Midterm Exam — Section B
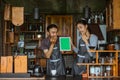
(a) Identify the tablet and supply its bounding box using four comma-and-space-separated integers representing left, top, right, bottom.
59, 37, 71, 51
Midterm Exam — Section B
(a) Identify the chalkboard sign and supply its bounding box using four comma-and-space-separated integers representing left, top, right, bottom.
59, 37, 71, 51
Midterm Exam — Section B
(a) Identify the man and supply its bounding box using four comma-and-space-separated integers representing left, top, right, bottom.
40, 24, 66, 76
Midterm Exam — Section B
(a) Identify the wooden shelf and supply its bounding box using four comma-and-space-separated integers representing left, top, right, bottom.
88, 50, 120, 52
3, 14, 45, 57
26, 22, 45, 24
21, 31, 44, 33
24, 38, 40, 41
77, 63, 116, 66
6, 29, 11, 31
76, 50, 119, 78
88, 76, 120, 78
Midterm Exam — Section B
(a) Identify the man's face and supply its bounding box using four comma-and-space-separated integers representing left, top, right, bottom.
48, 28, 58, 38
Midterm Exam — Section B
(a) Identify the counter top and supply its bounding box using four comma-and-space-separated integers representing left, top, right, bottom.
0, 75, 120, 80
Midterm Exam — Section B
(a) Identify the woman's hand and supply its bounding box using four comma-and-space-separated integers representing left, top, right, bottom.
70, 37, 76, 49
86, 30, 90, 39
81, 30, 90, 45
82, 34, 89, 45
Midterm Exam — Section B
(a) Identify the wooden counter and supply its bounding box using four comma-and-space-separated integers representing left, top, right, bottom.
0, 76, 120, 80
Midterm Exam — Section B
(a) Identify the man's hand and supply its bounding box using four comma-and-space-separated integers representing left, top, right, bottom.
50, 37, 57, 45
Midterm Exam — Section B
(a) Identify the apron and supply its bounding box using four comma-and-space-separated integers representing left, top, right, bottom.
72, 38, 91, 75
46, 39, 66, 76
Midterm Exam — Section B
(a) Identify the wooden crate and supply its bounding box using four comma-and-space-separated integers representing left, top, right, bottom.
14, 56, 27, 73
0, 56, 13, 73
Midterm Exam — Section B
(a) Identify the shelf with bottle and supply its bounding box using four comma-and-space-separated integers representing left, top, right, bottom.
24, 13, 45, 23
87, 10, 105, 24
19, 22, 45, 41
77, 50, 120, 78
4, 23, 15, 44
77, 63, 115, 66
20, 23, 44, 32
21, 32, 44, 41
89, 65, 113, 77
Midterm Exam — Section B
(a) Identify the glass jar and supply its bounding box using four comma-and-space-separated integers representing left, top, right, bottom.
99, 57, 105, 64
108, 57, 114, 63
106, 66, 112, 76
90, 65, 95, 76
100, 66, 104, 76
95, 66, 101, 76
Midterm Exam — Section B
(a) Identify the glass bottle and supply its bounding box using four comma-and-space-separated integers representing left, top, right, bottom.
10, 25, 14, 32
90, 65, 95, 76
39, 25, 42, 32
106, 66, 112, 76
90, 61, 95, 76
94, 12, 98, 23
29, 25, 32, 31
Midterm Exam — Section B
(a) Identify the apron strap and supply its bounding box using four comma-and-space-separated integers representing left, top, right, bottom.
77, 54, 85, 58
49, 59, 61, 62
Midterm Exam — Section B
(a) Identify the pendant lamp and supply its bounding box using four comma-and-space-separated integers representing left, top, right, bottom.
34, 7, 39, 19
83, 0, 91, 19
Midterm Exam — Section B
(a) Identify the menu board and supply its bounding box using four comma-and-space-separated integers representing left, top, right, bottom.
59, 37, 71, 51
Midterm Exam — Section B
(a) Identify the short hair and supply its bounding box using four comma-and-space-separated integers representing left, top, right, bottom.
76, 18, 88, 26
47, 24, 58, 32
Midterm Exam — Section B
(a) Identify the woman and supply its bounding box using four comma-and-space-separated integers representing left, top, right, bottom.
71, 18, 98, 75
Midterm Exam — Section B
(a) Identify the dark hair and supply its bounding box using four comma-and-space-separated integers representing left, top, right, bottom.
76, 18, 88, 26
47, 24, 58, 32
76, 18, 91, 33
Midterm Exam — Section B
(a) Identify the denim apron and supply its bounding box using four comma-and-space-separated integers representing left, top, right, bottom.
46, 39, 66, 76
72, 38, 91, 75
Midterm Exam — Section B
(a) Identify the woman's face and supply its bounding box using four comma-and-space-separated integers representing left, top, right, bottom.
77, 23, 87, 35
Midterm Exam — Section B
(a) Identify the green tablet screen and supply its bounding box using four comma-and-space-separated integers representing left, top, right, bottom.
59, 37, 71, 51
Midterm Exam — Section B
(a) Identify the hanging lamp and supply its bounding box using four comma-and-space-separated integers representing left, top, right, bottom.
83, 0, 91, 19
34, 7, 39, 19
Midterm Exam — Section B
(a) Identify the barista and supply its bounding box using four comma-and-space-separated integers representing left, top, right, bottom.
40, 24, 66, 76
71, 18, 98, 75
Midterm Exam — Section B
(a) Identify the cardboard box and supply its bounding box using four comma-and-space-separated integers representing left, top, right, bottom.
14, 56, 27, 73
